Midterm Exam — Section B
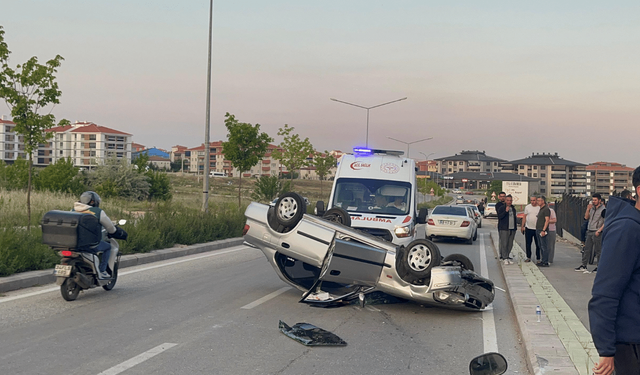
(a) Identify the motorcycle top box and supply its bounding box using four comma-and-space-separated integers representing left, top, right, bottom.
41, 210, 102, 250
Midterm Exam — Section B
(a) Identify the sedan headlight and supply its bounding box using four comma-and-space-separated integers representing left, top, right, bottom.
394, 225, 412, 238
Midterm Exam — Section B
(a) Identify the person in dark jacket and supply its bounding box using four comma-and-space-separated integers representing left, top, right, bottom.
497, 195, 518, 264
588, 166, 640, 375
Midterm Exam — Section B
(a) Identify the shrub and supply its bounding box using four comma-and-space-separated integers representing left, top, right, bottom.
251, 175, 291, 203
0, 227, 59, 277
87, 158, 150, 200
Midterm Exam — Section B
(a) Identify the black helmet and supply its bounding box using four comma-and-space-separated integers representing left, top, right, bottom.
80, 191, 101, 207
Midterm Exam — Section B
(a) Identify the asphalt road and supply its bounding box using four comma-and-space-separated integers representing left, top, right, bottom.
0, 222, 526, 375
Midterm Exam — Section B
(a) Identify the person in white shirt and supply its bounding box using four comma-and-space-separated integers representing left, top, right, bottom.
521, 196, 541, 263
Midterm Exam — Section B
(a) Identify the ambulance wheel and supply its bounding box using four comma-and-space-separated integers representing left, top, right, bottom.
400, 239, 441, 278
275, 192, 306, 228
322, 207, 351, 227
443, 254, 474, 271
61, 279, 81, 301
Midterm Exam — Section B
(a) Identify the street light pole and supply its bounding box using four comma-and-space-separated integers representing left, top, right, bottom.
330, 97, 407, 147
387, 137, 433, 159
202, 0, 213, 212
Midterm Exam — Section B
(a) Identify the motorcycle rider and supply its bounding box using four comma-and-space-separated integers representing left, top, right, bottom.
73, 191, 117, 279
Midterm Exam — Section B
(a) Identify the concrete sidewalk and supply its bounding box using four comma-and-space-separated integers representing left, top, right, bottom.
490, 229, 599, 375
0, 237, 245, 294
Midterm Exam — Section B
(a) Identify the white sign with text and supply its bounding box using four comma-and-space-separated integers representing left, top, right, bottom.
502, 181, 528, 205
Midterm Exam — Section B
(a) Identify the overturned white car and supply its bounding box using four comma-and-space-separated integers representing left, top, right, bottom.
243, 192, 495, 310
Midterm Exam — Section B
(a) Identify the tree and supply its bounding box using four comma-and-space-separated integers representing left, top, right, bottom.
313, 150, 337, 197
251, 175, 292, 203
271, 124, 314, 188
87, 158, 150, 200
418, 178, 445, 198
486, 180, 503, 201
133, 152, 150, 173
0, 26, 69, 228
221, 113, 273, 206
0, 157, 30, 190
34, 157, 85, 194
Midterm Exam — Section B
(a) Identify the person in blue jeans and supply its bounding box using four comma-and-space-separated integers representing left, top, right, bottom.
73, 191, 117, 279
535, 196, 551, 267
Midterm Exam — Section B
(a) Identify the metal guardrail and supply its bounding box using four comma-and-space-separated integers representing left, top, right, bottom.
555, 193, 589, 240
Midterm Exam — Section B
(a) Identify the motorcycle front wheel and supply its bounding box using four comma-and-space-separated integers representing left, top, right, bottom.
61, 278, 81, 301
102, 262, 119, 291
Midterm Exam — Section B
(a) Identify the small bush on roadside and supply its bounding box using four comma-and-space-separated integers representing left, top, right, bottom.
0, 227, 59, 277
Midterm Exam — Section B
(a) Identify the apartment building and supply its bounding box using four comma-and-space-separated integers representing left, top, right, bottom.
436, 150, 505, 175
586, 162, 634, 197
184, 142, 287, 177
38, 122, 132, 167
0, 117, 25, 163
501, 152, 587, 197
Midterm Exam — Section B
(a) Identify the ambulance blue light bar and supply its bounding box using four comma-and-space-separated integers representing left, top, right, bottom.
353, 147, 404, 156
353, 147, 373, 154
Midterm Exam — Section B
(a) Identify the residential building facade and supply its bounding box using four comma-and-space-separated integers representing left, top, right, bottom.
39, 122, 132, 167
586, 162, 634, 197
501, 152, 587, 197
436, 150, 505, 175
0, 117, 25, 163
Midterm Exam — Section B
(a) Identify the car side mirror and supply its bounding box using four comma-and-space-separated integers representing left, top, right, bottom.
315, 201, 325, 216
469, 353, 507, 375
417, 207, 428, 224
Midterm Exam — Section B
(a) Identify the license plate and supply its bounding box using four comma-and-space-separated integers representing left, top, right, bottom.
53, 265, 72, 277
438, 220, 455, 226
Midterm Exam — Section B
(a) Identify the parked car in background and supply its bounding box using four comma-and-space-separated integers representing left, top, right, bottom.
426, 205, 478, 244
484, 203, 497, 218
456, 195, 465, 204
460, 204, 483, 228
452, 189, 462, 194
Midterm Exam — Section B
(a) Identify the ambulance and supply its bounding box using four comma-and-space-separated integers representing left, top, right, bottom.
320, 147, 427, 246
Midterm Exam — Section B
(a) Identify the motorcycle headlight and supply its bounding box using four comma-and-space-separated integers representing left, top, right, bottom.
394, 225, 412, 238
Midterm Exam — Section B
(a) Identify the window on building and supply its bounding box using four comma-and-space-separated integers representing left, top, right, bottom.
541, 173, 546, 178
519, 165, 524, 169
90, 151, 96, 157
116, 152, 124, 158
38, 158, 45, 164
89, 143, 96, 149
448, 168, 452, 172
116, 136, 125, 142
89, 134, 96, 140
541, 181, 545, 185
59, 150, 63, 155
107, 143, 115, 149
38, 150, 45, 156
540, 188, 546, 193
533, 166, 538, 170
533, 173, 537, 178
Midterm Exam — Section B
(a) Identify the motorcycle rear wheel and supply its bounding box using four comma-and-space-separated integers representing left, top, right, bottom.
61, 279, 81, 301
103, 262, 119, 291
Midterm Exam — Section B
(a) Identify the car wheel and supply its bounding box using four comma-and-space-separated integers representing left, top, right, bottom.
322, 207, 351, 227
473, 230, 477, 241
443, 254, 474, 271
478, 222, 482, 228
275, 192, 306, 228
465, 235, 473, 245
400, 239, 441, 278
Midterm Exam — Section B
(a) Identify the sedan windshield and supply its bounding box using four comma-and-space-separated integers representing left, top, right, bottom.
331, 178, 411, 215
431, 206, 468, 216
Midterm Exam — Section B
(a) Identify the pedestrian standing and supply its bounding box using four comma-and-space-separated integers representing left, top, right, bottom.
535, 196, 551, 267
521, 196, 541, 263
547, 207, 557, 263
497, 195, 518, 264
495, 191, 507, 251
588, 166, 640, 375
478, 200, 485, 216
575, 193, 606, 273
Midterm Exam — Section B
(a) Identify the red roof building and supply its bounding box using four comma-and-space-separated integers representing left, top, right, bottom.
586, 162, 634, 197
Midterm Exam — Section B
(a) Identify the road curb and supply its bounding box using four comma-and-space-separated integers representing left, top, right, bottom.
0, 237, 245, 294
489, 230, 581, 375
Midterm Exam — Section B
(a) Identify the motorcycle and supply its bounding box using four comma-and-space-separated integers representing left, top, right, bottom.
41, 210, 128, 301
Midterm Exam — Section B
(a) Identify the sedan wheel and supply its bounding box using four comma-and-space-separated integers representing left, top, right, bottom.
275, 192, 306, 228
400, 239, 441, 278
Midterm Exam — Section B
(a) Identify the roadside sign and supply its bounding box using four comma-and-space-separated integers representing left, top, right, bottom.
502, 181, 528, 205
462, 178, 468, 183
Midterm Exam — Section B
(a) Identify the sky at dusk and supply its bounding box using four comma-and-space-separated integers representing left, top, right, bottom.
1, 1, 639, 167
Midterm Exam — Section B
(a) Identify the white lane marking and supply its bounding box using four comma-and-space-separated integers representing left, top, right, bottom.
0, 247, 249, 304
479, 233, 499, 353
366, 306, 381, 312
495, 286, 506, 292
97, 343, 177, 375
241, 287, 292, 309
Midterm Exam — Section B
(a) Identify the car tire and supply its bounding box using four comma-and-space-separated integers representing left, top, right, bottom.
473, 230, 477, 241
322, 207, 351, 227
275, 192, 306, 228
478, 222, 482, 228
400, 239, 441, 278
465, 235, 473, 245
443, 254, 474, 271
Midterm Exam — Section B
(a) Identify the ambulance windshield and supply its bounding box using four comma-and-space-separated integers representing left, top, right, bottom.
331, 178, 411, 215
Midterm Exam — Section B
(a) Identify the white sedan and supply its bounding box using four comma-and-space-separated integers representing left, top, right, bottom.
426, 205, 478, 244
